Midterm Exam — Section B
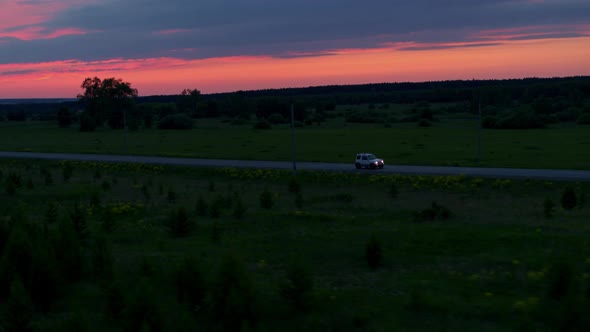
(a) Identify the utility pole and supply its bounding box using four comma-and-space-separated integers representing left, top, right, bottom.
123, 109, 128, 155
290, 103, 297, 177
477, 96, 482, 163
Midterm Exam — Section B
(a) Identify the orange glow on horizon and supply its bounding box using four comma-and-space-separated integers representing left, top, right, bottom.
1, 36, 589, 98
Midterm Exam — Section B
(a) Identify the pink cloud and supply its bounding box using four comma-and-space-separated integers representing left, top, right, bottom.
152, 29, 193, 36
475, 23, 590, 41
0, 26, 88, 40
0, 0, 94, 40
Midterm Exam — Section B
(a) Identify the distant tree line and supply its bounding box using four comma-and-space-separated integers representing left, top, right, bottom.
1, 76, 589, 130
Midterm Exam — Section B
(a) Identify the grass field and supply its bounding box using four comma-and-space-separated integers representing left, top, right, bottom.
1, 117, 589, 170
1, 158, 589, 331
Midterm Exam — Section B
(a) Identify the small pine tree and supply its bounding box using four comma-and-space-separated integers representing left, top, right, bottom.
62, 163, 73, 182
196, 196, 208, 216
167, 188, 177, 203
123, 278, 163, 332
260, 189, 274, 209
561, 187, 577, 210
366, 234, 383, 269
101, 180, 111, 191
544, 198, 555, 219
5, 178, 17, 195
288, 177, 301, 194
91, 234, 114, 280
233, 195, 246, 219
389, 183, 398, 199
167, 206, 192, 237
54, 217, 85, 282
90, 192, 101, 208
26, 178, 34, 189
209, 196, 224, 219
5, 278, 34, 332
69, 202, 87, 240
175, 257, 206, 311
295, 192, 304, 209
211, 222, 222, 244
99, 208, 116, 233
279, 262, 314, 312
209, 254, 258, 331
103, 280, 125, 322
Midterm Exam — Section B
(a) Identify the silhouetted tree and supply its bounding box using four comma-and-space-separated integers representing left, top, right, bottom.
77, 77, 138, 129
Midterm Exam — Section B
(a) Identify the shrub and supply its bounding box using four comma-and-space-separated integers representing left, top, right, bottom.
560, 187, 577, 210
577, 113, 590, 125
268, 113, 287, 124
167, 206, 192, 237
253, 120, 271, 129
174, 257, 206, 311
44, 203, 59, 229
158, 113, 194, 129
418, 119, 432, 127
544, 198, 555, 219
260, 189, 274, 209
25, 178, 33, 189
366, 234, 383, 269
279, 262, 314, 312
494, 110, 546, 129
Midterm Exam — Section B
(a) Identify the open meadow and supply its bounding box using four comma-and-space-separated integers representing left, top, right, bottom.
1, 158, 589, 331
1, 113, 589, 170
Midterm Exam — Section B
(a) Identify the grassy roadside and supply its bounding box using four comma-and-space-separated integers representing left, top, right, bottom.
0, 158, 589, 331
1, 119, 589, 169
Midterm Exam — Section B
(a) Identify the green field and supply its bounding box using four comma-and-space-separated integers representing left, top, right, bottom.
1, 117, 590, 170
1, 158, 589, 331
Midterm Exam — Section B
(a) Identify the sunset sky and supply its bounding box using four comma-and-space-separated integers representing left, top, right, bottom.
1, 0, 589, 98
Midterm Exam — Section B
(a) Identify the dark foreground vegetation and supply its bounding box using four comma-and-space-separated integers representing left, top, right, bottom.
0, 158, 589, 331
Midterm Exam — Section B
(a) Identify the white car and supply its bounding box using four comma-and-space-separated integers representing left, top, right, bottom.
355, 153, 384, 169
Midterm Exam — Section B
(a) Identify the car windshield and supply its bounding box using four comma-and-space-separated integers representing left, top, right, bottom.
367, 154, 377, 159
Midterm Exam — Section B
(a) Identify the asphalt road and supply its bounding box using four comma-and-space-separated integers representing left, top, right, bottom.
1, 151, 590, 182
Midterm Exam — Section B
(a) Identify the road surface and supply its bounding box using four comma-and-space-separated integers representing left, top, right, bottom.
1, 151, 589, 182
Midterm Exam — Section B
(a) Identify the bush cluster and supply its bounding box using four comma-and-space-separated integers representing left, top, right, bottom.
413, 201, 452, 222
158, 113, 194, 130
